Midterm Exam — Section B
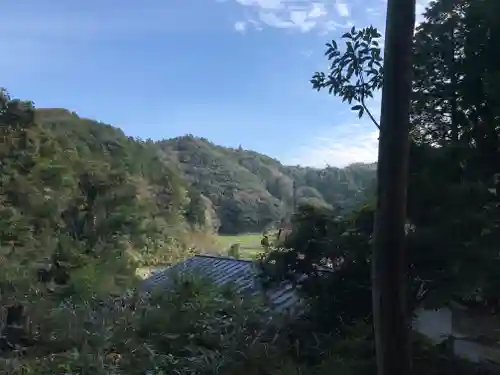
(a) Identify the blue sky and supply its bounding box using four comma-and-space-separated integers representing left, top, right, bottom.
1, 0, 430, 167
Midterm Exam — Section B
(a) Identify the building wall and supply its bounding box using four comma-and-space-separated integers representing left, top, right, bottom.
413, 306, 500, 364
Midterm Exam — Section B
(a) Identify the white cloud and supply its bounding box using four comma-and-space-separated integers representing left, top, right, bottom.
335, 2, 350, 18
320, 19, 354, 35
309, 3, 327, 18
236, 0, 284, 9
259, 12, 294, 29
258, 9, 319, 32
284, 88, 381, 169
366, 7, 383, 17
229, 0, 436, 34
234, 21, 247, 32
229, 0, 356, 34
286, 124, 379, 168
229, 0, 433, 34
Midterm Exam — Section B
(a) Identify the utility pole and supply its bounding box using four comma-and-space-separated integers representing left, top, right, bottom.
371, 0, 416, 374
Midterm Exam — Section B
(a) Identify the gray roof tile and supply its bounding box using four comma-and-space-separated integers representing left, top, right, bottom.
140, 255, 301, 314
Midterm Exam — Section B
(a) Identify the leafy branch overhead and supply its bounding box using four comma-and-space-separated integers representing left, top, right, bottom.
311, 26, 383, 128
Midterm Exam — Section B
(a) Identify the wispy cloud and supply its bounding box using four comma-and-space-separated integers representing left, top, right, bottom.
286, 91, 381, 168
229, 0, 354, 34
234, 21, 247, 32
290, 0, 433, 168
228, 0, 432, 35
335, 2, 350, 18
287, 124, 379, 168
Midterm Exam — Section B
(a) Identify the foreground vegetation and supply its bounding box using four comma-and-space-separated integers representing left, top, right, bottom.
1, 0, 500, 373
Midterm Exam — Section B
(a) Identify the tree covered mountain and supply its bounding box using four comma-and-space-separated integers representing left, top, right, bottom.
3, 94, 376, 257
157, 136, 376, 233
1, 98, 213, 294
21, 107, 378, 234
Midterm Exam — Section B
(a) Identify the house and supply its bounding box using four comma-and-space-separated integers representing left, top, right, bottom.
140, 254, 301, 314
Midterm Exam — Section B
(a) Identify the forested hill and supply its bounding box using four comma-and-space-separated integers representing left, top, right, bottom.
24, 107, 375, 236
1, 104, 215, 273
157, 136, 376, 233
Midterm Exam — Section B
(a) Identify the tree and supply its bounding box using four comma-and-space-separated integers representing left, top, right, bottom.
0, 88, 217, 298
311, 26, 383, 127
411, 0, 468, 146
407, 0, 500, 312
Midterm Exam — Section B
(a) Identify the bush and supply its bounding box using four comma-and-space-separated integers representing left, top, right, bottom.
0, 272, 298, 375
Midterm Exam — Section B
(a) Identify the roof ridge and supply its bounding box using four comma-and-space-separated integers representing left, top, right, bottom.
194, 254, 256, 264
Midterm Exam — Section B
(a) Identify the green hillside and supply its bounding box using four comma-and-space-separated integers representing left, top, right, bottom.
2, 93, 376, 271
157, 136, 376, 233
34, 112, 376, 238
1, 98, 215, 295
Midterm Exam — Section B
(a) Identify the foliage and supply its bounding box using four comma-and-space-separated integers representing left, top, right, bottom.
2, 97, 377, 242
0, 274, 299, 375
158, 136, 376, 234
2, 268, 496, 374
259, 204, 373, 338
261, 141, 500, 323
260, 188, 500, 373
0, 92, 214, 295
406, 146, 500, 310
311, 25, 383, 127
305, 0, 500, 311
407, 0, 500, 310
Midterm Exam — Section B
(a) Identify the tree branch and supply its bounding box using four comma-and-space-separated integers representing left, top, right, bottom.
361, 98, 381, 129
360, 76, 381, 129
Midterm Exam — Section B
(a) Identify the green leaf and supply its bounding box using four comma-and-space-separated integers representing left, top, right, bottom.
358, 107, 365, 118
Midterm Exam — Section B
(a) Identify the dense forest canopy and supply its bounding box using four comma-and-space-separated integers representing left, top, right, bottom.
3, 103, 377, 238
158, 135, 376, 233
0, 98, 213, 292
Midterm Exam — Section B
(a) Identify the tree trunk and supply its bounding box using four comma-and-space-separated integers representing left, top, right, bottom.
371, 0, 416, 374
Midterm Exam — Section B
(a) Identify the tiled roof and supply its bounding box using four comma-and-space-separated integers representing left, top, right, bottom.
140, 255, 301, 314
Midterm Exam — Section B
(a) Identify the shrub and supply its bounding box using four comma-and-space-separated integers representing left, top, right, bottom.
0, 272, 297, 375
